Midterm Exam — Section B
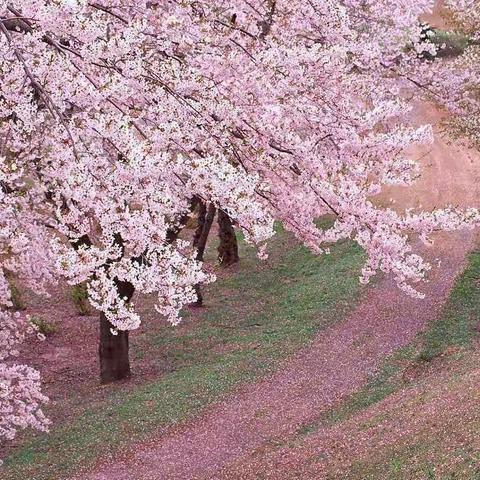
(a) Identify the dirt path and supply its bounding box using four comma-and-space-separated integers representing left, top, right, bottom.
77, 93, 480, 480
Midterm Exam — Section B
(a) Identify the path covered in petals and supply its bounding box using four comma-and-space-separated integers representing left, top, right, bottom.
78, 90, 480, 480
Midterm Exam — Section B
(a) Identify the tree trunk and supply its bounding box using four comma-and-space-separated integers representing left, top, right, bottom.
217, 210, 239, 267
193, 201, 207, 252
190, 202, 216, 307
99, 279, 135, 384
197, 203, 216, 259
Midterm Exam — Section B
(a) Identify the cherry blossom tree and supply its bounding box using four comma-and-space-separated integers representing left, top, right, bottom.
1, 0, 479, 447
217, 211, 240, 268
431, 1, 480, 146
0, 291, 50, 462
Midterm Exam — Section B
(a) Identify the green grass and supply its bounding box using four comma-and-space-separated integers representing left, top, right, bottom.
30, 315, 58, 337
70, 283, 91, 316
294, 249, 480, 441
431, 29, 471, 58
297, 249, 480, 480
320, 345, 415, 427
293, 345, 414, 438
346, 426, 480, 480
8, 279, 26, 311
346, 442, 433, 480
2, 223, 366, 480
417, 250, 480, 362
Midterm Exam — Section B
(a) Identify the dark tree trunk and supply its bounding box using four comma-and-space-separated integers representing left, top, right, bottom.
190, 202, 216, 307
70, 233, 140, 384
197, 203, 216, 259
193, 201, 207, 251
99, 279, 135, 384
217, 210, 239, 267
99, 313, 130, 384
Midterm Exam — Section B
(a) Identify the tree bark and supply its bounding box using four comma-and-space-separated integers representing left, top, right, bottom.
217, 210, 239, 267
190, 202, 216, 307
99, 278, 135, 384
196, 203, 216, 259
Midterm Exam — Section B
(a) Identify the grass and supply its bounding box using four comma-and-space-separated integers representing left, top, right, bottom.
8, 280, 26, 311
2, 223, 366, 480
431, 29, 471, 58
417, 250, 480, 362
294, 249, 480, 441
293, 249, 480, 480
30, 315, 58, 337
320, 345, 415, 427
346, 405, 480, 480
70, 283, 91, 316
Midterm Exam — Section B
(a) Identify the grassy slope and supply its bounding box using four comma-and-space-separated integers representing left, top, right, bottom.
2, 225, 366, 480
295, 249, 480, 479
348, 249, 480, 480
294, 249, 480, 435
432, 29, 471, 58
